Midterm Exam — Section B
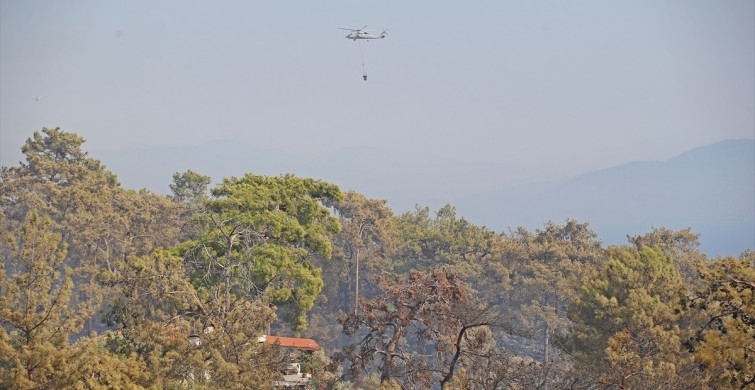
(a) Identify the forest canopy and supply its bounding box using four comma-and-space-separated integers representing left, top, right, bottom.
1, 128, 753, 389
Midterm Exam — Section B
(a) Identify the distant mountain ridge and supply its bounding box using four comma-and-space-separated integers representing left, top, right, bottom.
95, 139, 755, 257
98, 141, 542, 213
457, 139, 754, 255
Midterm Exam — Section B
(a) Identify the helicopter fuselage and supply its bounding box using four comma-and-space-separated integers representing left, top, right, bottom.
346, 31, 386, 40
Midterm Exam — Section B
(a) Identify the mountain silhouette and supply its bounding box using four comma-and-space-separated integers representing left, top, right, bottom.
96, 139, 754, 257
457, 139, 754, 256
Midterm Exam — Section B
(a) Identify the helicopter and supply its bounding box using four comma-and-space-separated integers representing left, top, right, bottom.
340, 26, 387, 41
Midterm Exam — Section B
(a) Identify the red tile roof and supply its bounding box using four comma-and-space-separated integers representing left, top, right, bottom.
265, 336, 320, 351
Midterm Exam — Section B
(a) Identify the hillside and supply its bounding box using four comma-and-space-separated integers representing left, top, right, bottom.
95, 138, 755, 256
458, 139, 754, 256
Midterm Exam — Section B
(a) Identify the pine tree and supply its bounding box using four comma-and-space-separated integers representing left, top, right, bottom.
565, 245, 702, 388
0, 212, 87, 388
688, 253, 755, 388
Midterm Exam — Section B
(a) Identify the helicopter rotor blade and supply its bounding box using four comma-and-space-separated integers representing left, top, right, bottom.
339, 25, 368, 32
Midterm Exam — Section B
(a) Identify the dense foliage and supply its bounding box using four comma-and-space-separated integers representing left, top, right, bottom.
1, 128, 752, 389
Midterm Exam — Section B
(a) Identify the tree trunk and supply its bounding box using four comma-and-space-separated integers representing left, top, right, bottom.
544, 325, 550, 364
355, 248, 360, 316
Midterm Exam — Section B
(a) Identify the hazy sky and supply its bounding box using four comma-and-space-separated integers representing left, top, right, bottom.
2, 0, 753, 175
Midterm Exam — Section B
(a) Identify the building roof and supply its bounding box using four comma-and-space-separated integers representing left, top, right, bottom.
264, 336, 320, 351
